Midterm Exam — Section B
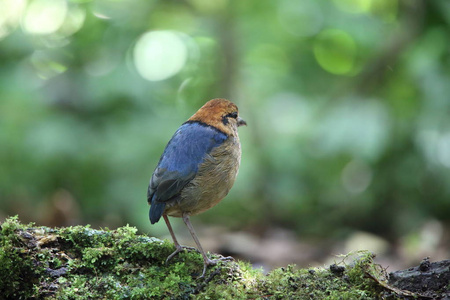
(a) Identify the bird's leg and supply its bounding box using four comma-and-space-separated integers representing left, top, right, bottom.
163, 214, 196, 264
182, 213, 233, 278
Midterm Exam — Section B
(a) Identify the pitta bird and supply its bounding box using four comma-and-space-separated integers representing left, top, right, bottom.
147, 98, 246, 277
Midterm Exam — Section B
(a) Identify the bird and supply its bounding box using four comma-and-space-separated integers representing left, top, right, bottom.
147, 98, 246, 277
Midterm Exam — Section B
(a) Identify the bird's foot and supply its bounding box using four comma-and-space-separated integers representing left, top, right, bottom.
166, 245, 199, 264
199, 255, 234, 278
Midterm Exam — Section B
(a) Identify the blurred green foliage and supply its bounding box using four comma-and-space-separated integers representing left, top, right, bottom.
1, 0, 450, 243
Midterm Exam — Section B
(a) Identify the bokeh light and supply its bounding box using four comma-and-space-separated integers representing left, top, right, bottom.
0, 0, 26, 40
313, 29, 357, 75
341, 159, 373, 194
133, 30, 189, 81
58, 5, 86, 37
22, 0, 68, 35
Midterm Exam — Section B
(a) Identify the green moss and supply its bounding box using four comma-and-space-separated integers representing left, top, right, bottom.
0, 217, 39, 299
0, 217, 408, 299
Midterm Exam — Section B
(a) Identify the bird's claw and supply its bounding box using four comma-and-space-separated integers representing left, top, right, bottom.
199, 255, 234, 278
166, 245, 199, 264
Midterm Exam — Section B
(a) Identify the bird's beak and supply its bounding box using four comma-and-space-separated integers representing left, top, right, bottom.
237, 117, 247, 127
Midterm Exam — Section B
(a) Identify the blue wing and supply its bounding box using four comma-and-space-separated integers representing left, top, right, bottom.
148, 121, 227, 224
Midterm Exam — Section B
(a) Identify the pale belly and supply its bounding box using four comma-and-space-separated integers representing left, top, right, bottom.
164, 137, 241, 217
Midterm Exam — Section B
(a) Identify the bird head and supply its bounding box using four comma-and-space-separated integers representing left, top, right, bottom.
188, 98, 247, 136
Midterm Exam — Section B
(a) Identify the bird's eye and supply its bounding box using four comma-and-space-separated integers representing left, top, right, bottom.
226, 112, 238, 119
222, 111, 238, 126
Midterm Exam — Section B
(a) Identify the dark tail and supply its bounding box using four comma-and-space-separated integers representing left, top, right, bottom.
149, 197, 166, 224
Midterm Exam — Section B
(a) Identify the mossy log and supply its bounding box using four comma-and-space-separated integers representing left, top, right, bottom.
0, 217, 448, 299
